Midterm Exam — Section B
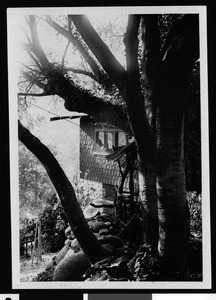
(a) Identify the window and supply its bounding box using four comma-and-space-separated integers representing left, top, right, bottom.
94, 129, 128, 154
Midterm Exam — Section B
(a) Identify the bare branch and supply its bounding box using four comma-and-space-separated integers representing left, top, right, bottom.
20, 25, 32, 44
20, 70, 46, 90
62, 39, 70, 68
69, 15, 127, 91
45, 16, 102, 77
61, 17, 72, 68
66, 67, 96, 80
27, 15, 50, 68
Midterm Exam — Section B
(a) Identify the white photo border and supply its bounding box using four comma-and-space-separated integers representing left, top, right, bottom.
7, 5, 211, 290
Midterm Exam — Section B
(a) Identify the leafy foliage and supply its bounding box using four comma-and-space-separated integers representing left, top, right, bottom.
40, 194, 68, 252
185, 61, 201, 193
187, 191, 202, 234
19, 141, 55, 221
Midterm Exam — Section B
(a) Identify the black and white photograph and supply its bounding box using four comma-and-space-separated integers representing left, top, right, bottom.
7, 6, 211, 290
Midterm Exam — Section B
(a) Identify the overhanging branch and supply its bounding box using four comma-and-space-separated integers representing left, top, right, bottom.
69, 15, 127, 91
44, 15, 112, 89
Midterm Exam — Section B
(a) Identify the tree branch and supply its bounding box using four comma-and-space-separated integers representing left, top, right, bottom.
124, 15, 155, 167
66, 67, 96, 80
69, 15, 127, 91
45, 15, 111, 88
18, 120, 107, 263
20, 70, 46, 90
140, 15, 160, 130
27, 16, 50, 68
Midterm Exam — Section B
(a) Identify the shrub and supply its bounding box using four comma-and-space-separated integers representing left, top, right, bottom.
40, 194, 68, 253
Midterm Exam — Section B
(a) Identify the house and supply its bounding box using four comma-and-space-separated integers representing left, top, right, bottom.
79, 115, 131, 200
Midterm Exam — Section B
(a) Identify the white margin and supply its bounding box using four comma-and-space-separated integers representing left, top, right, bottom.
7, 5, 210, 290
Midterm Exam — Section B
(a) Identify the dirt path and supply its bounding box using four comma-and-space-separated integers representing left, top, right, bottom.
20, 253, 56, 282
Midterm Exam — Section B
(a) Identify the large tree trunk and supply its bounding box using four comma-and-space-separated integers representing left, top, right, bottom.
18, 121, 107, 264
138, 163, 158, 244
154, 14, 199, 277
155, 73, 190, 278
138, 15, 161, 244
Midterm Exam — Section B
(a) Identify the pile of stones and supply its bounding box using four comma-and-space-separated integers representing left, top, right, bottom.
45, 199, 134, 281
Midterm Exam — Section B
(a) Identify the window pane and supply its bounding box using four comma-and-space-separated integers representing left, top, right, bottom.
118, 132, 127, 146
107, 132, 113, 150
95, 131, 104, 151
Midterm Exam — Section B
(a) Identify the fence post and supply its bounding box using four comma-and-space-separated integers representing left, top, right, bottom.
37, 220, 42, 263
31, 222, 38, 267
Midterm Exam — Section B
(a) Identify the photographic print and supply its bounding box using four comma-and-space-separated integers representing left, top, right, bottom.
7, 6, 211, 290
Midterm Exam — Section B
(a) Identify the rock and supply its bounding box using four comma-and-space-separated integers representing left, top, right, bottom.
91, 221, 110, 233
104, 221, 112, 227
83, 199, 114, 219
64, 238, 72, 246
94, 233, 101, 239
65, 226, 71, 238
70, 238, 81, 253
99, 228, 109, 235
45, 259, 56, 271
64, 248, 75, 257
53, 251, 91, 281
102, 243, 115, 254
65, 226, 75, 239
55, 242, 71, 265
96, 213, 109, 221
99, 235, 124, 248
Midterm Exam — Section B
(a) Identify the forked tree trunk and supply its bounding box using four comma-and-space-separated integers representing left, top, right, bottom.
18, 121, 107, 264
155, 75, 190, 278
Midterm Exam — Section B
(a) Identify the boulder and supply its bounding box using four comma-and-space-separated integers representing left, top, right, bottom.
83, 199, 114, 219
64, 247, 75, 258
99, 228, 109, 236
91, 221, 110, 233
102, 243, 115, 254
45, 259, 56, 271
65, 226, 72, 238
70, 238, 81, 253
54, 241, 71, 265
99, 235, 124, 248
53, 251, 91, 281
65, 226, 75, 239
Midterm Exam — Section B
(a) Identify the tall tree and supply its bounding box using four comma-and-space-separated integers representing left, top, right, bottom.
18, 13, 200, 278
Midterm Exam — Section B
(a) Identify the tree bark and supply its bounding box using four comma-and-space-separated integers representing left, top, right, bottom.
154, 13, 199, 277
155, 71, 190, 277
138, 164, 158, 244
137, 15, 161, 244
18, 120, 107, 263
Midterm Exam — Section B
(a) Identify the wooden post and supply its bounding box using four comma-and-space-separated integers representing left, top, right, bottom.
25, 238, 28, 258
31, 222, 38, 267
37, 220, 42, 262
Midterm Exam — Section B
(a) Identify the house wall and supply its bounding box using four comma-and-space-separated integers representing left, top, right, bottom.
80, 116, 128, 200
